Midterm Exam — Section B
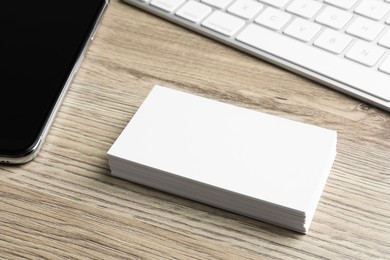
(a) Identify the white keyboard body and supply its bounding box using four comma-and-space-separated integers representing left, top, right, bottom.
123, 0, 390, 111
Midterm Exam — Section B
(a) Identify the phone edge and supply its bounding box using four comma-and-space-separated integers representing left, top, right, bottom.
0, 0, 110, 164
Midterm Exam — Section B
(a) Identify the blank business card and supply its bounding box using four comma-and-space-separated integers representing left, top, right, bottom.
108, 85, 337, 233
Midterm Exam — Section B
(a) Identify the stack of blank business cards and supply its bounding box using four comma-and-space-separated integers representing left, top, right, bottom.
108, 85, 337, 233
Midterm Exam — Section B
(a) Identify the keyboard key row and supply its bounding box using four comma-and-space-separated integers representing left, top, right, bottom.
151, 0, 390, 73
151, 0, 390, 23
200, 10, 388, 66
175, 3, 390, 50
175, 1, 390, 43
236, 24, 390, 101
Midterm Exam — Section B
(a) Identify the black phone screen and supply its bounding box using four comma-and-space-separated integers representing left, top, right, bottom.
0, 0, 107, 158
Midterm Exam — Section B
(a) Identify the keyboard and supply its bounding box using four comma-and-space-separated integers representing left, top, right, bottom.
123, 0, 390, 112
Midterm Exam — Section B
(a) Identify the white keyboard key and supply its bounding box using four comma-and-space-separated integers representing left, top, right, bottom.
176, 1, 212, 23
315, 6, 353, 30
287, 0, 323, 19
228, 0, 264, 20
355, 0, 390, 21
255, 7, 292, 30
284, 18, 322, 42
387, 16, 390, 24
378, 30, 390, 48
314, 28, 352, 54
324, 0, 358, 10
202, 10, 245, 37
201, 0, 233, 9
379, 56, 390, 74
259, 0, 290, 8
151, 0, 185, 12
346, 17, 384, 41
346, 40, 385, 66
236, 24, 390, 101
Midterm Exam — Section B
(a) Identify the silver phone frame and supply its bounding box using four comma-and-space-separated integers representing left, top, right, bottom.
0, 0, 110, 164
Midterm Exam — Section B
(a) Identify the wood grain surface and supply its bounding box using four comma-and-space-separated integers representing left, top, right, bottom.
1, 1, 390, 259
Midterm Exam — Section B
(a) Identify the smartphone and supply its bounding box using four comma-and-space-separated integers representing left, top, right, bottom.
0, 0, 109, 164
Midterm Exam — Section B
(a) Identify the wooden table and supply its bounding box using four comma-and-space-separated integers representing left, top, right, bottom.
1, 1, 389, 258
